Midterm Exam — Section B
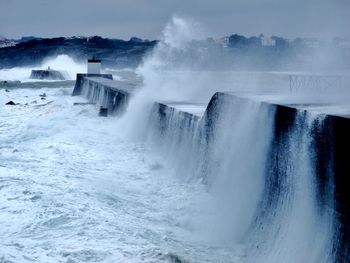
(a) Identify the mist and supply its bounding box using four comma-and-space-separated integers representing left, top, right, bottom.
117, 16, 349, 134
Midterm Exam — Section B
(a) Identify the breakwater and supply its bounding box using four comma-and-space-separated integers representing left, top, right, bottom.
73, 74, 350, 262
72, 74, 138, 116
30, 69, 68, 80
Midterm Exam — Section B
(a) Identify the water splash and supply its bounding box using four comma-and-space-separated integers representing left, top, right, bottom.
0, 54, 84, 81
144, 90, 337, 261
244, 111, 335, 263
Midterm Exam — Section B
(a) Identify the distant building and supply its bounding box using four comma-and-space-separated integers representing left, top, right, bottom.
87, 57, 101, 74
260, 35, 276, 47
216, 36, 230, 48
302, 38, 322, 49
333, 37, 350, 49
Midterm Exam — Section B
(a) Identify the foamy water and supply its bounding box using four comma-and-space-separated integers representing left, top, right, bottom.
0, 55, 85, 81
0, 84, 241, 263
0, 16, 345, 263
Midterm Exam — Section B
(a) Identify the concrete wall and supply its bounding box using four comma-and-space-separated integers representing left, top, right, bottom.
87, 62, 101, 74
72, 74, 113, 96
72, 74, 132, 116
72, 74, 350, 260
149, 92, 350, 261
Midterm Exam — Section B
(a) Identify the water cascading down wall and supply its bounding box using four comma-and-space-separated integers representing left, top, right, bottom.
73, 77, 350, 262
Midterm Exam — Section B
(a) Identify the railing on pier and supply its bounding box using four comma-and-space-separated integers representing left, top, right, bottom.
289, 74, 343, 93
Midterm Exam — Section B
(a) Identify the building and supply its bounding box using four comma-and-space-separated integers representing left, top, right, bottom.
87, 57, 101, 74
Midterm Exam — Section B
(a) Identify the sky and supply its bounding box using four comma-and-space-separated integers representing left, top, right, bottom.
0, 0, 349, 40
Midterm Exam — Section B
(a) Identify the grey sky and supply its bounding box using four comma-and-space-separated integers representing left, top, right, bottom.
0, 0, 349, 40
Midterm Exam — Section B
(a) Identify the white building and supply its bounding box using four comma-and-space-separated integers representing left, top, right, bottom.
260, 35, 276, 47
87, 57, 101, 74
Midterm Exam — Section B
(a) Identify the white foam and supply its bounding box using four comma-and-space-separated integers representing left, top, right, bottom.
0, 55, 85, 81
0, 85, 239, 262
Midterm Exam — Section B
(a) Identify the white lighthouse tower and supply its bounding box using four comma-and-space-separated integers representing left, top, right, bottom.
87, 57, 101, 74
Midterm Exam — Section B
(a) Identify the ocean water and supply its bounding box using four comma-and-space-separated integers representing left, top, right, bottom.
0, 84, 241, 263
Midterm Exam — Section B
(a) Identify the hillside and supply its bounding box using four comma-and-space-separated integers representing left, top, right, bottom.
0, 36, 157, 69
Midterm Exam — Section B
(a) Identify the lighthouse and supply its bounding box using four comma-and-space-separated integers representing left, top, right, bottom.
87, 57, 101, 74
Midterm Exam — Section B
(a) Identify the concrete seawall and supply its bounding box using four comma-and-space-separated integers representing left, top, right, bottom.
152, 92, 350, 261
72, 74, 113, 96
72, 74, 138, 116
72, 74, 350, 261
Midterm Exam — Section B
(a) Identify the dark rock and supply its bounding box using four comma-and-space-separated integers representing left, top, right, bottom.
5, 101, 16, 105
30, 195, 41, 201
99, 107, 108, 117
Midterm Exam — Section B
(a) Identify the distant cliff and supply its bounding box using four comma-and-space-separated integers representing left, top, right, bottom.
0, 36, 158, 69
0, 34, 348, 71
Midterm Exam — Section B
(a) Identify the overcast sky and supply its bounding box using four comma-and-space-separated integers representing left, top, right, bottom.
0, 0, 349, 40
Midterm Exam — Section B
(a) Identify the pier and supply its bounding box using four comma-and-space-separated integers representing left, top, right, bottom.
73, 71, 350, 261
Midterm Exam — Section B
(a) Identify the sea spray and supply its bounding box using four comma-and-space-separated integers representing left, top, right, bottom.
40, 55, 85, 79
147, 93, 275, 243
0, 54, 84, 81
112, 16, 339, 261
198, 94, 275, 243
113, 17, 210, 141
146, 103, 201, 181
1, 85, 241, 262
244, 110, 335, 263
146, 91, 337, 261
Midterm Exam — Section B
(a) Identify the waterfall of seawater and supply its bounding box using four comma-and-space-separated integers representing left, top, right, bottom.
245, 111, 335, 262
74, 15, 342, 262
144, 91, 337, 262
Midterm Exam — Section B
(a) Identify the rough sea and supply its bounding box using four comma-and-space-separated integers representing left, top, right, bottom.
0, 82, 239, 263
